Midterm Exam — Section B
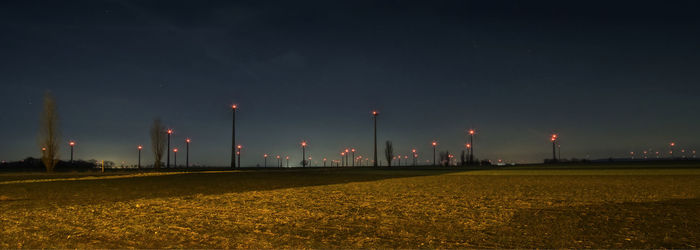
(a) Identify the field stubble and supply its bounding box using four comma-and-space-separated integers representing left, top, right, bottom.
1, 168, 699, 248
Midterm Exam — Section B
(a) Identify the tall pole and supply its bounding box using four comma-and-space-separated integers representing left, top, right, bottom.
174, 149, 178, 167
351, 148, 355, 167
237, 145, 242, 168
264, 154, 267, 168
412, 149, 417, 166
137, 145, 142, 169
468, 129, 475, 164
345, 149, 349, 167
432, 141, 437, 166
551, 134, 557, 162
167, 129, 172, 168
302, 141, 307, 167
69, 141, 75, 164
466, 144, 472, 165
186, 138, 190, 168
372, 111, 378, 167
286, 156, 289, 168
231, 105, 237, 169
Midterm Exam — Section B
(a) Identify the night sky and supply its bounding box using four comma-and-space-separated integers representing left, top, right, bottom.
1, 0, 699, 166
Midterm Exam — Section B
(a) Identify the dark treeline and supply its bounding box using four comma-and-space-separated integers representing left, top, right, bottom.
1, 157, 98, 172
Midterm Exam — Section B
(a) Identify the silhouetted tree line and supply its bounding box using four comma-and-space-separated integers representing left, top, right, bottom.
0, 157, 97, 172
544, 158, 591, 164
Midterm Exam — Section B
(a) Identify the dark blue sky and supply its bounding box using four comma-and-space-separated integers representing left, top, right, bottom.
1, 0, 699, 166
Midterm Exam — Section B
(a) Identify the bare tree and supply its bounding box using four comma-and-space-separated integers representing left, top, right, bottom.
38, 91, 59, 172
384, 140, 394, 167
150, 118, 166, 169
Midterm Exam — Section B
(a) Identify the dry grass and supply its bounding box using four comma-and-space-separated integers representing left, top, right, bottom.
1, 167, 699, 248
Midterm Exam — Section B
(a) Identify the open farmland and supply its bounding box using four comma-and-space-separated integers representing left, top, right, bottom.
1, 165, 699, 248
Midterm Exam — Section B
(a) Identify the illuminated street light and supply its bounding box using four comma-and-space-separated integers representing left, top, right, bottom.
465, 143, 471, 165
351, 148, 356, 167
551, 134, 558, 162
468, 129, 475, 164
237, 145, 242, 168
670, 142, 675, 159
323, 157, 327, 167
264, 154, 268, 168
69, 141, 76, 164
137, 145, 143, 169
185, 138, 191, 168
167, 129, 172, 168
372, 110, 379, 167
173, 148, 178, 167
308, 157, 312, 167
412, 149, 417, 166
301, 141, 307, 167
286, 156, 290, 168
431, 141, 438, 166
231, 104, 238, 169
276, 155, 281, 168
345, 149, 349, 167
